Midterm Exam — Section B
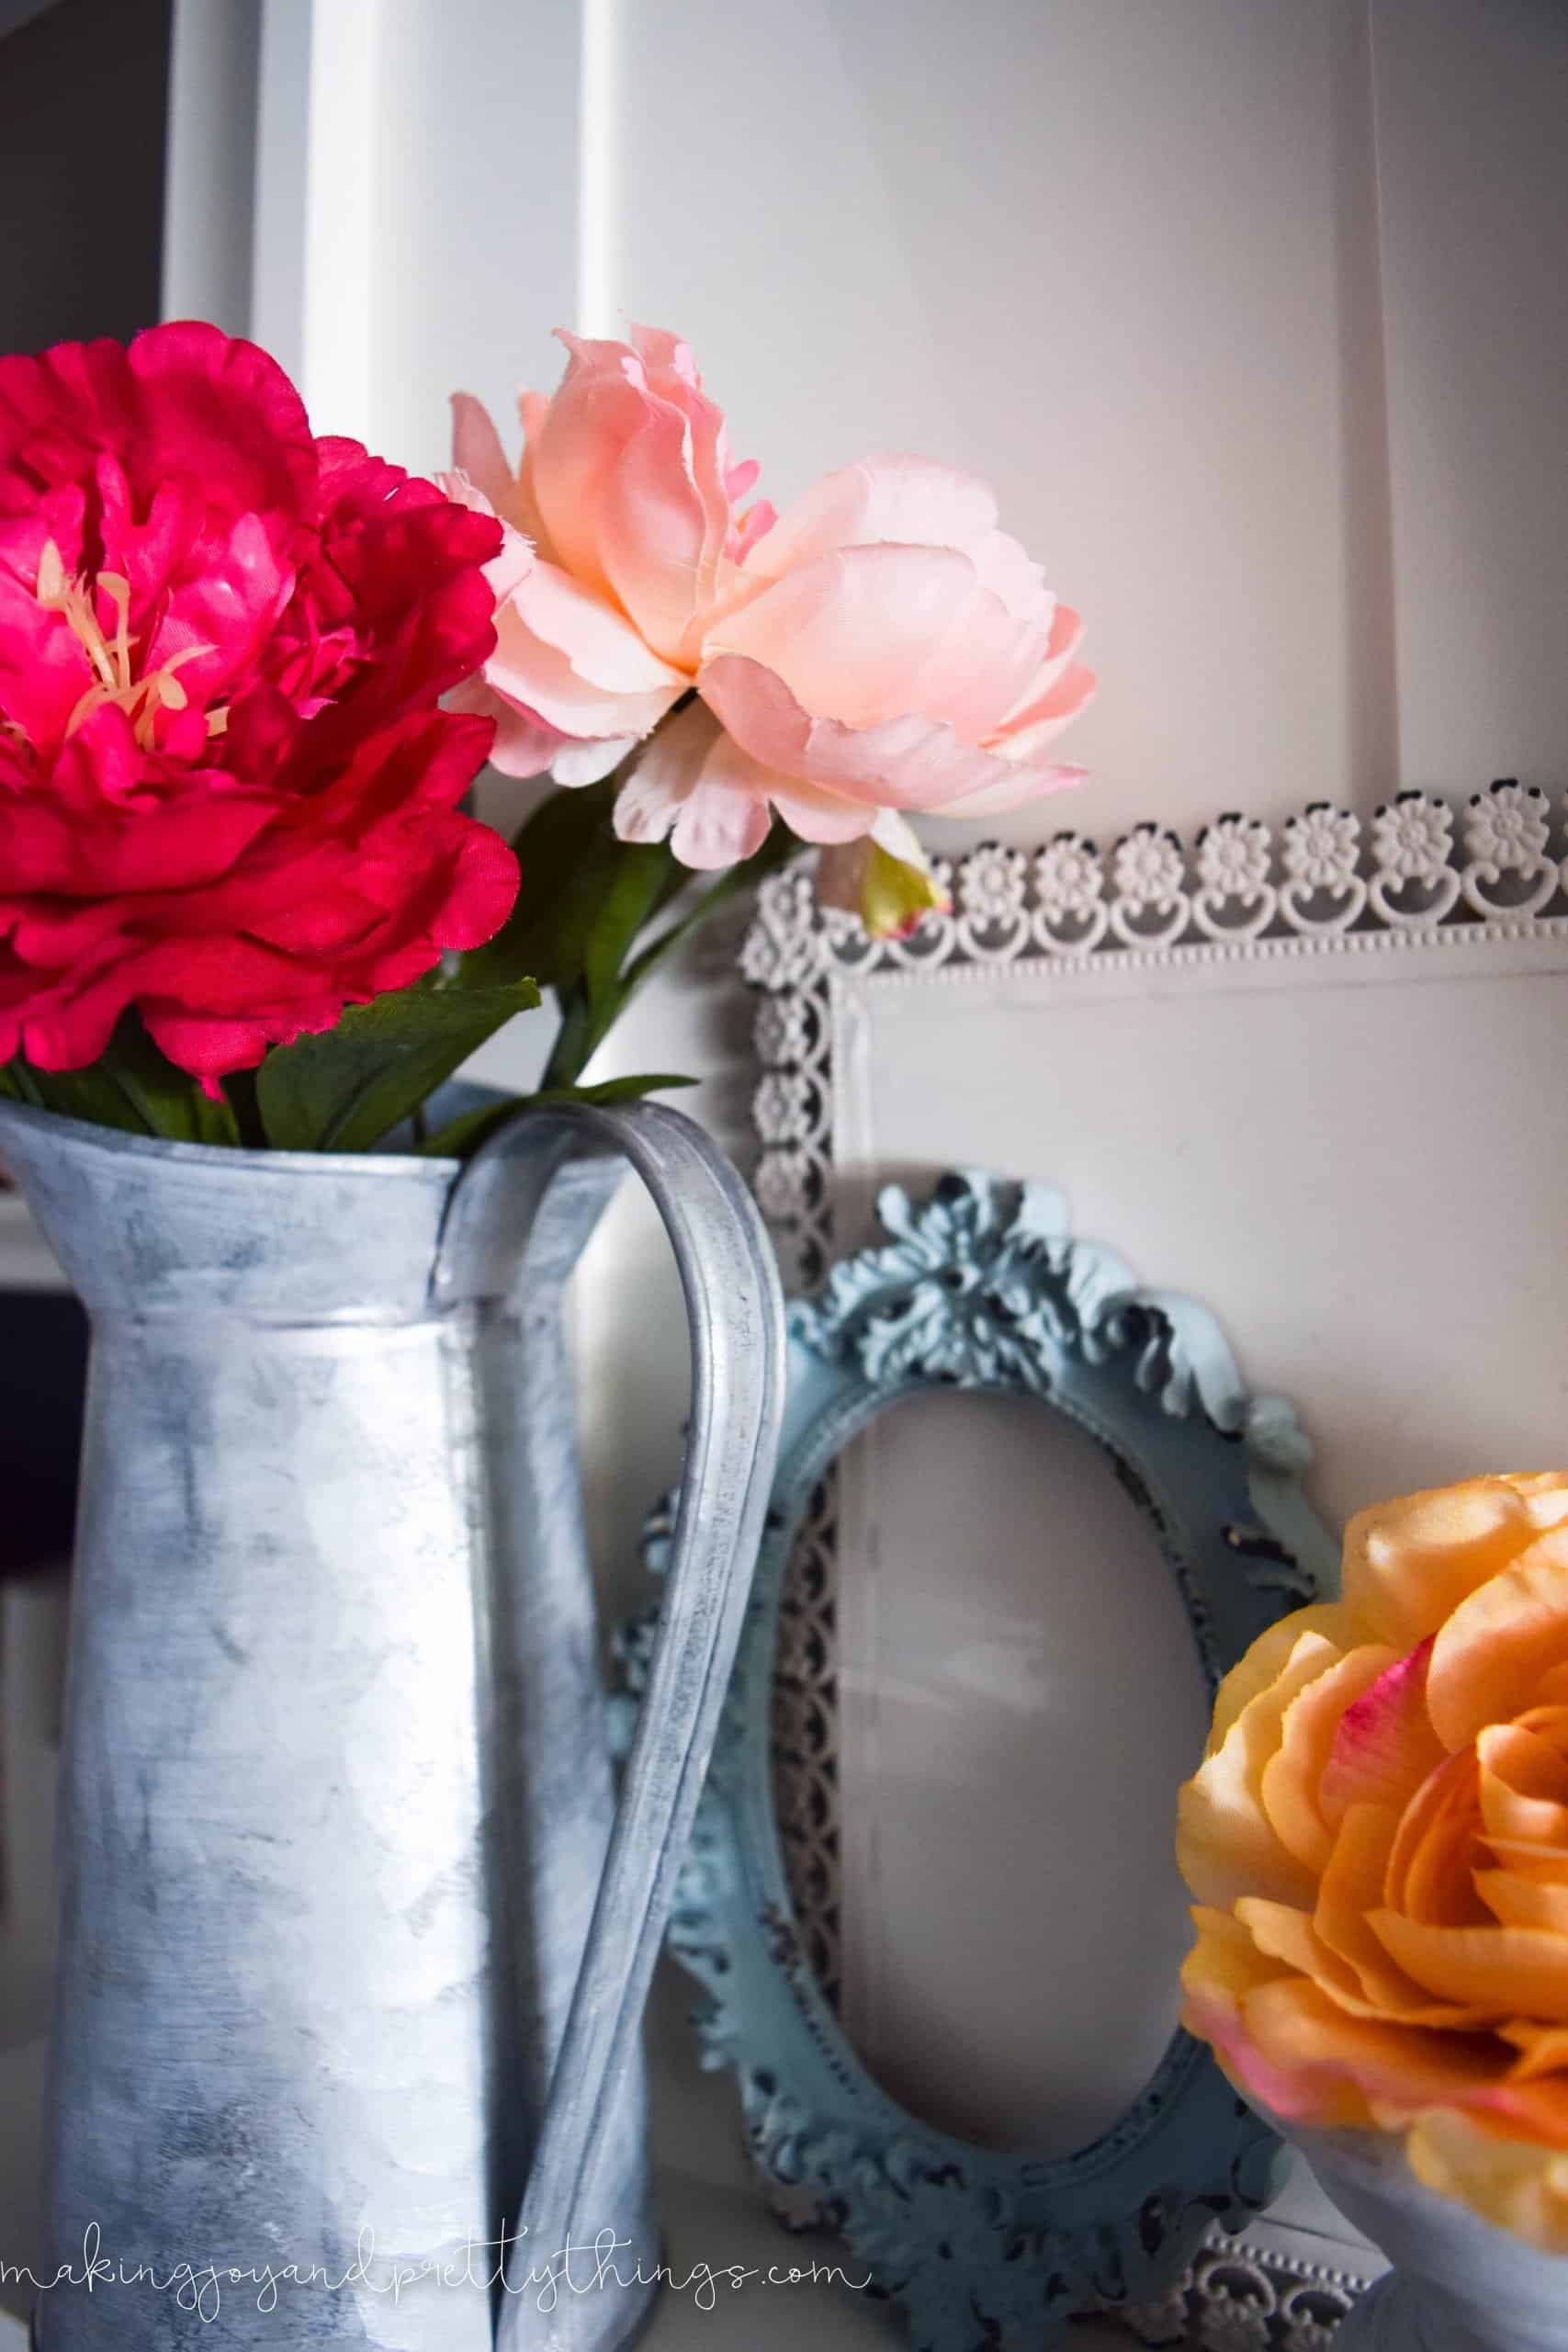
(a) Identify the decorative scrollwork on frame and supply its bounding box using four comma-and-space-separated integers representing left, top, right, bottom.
740, 778, 1566, 1291
1367, 790, 1460, 926
1117, 2227, 1368, 2349
1461, 777, 1556, 918
615, 1170, 1345, 2351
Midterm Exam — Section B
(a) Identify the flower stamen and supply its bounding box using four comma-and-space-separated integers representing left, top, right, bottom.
36, 541, 220, 750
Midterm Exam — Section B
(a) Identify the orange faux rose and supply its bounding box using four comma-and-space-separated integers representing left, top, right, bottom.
1178, 1474, 1568, 2248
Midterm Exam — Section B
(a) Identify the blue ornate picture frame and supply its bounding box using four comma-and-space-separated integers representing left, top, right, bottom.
616, 1167, 1340, 2350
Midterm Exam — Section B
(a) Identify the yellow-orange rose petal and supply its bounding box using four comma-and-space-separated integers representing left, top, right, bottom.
1383, 1746, 1488, 1925
1180, 1905, 1297, 2074
1177, 1471, 1568, 2251
1474, 1871, 1568, 1935
1342, 1477, 1547, 1652
1317, 1636, 1445, 1830
1235, 1974, 1508, 2127
1501, 2020, 1568, 2082
1511, 1472, 1568, 1533
1262, 1644, 1398, 1871
1313, 1803, 1489, 2024
1406, 2107, 1568, 2254
1203, 1605, 1352, 1758
1369, 1913, 1568, 2021
1177, 1632, 1344, 1911
1426, 1536, 1568, 1753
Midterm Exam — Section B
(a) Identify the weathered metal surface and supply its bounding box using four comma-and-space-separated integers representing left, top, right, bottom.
0, 1099, 784, 2352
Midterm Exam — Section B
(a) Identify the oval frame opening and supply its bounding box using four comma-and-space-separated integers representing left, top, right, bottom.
798, 1381, 1218, 2156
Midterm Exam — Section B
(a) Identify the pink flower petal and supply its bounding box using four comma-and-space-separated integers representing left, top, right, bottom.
671, 779, 773, 869
513, 556, 685, 696
527, 332, 650, 597
628, 323, 700, 385
745, 452, 1050, 631
1319, 1638, 1447, 1826
934, 761, 1089, 820
762, 777, 879, 845
746, 454, 998, 581
445, 671, 562, 780
434, 469, 534, 604
613, 698, 774, 869
709, 543, 1041, 737
481, 566, 684, 746
449, 392, 525, 530
698, 653, 1087, 816
594, 399, 723, 666
993, 661, 1099, 759
553, 733, 637, 786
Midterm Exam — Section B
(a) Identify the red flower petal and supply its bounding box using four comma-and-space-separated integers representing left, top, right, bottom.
0, 327, 517, 1086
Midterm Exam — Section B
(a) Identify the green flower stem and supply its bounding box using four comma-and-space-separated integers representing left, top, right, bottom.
223, 1069, 267, 1150
536, 826, 797, 1094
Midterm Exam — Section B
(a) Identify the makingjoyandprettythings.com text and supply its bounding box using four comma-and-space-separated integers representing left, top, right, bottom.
5, 2224, 872, 2323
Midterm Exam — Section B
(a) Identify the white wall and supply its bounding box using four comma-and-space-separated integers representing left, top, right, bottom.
607, 0, 1390, 834
1372, 0, 1568, 790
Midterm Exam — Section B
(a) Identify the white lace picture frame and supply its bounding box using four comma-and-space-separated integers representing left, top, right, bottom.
742, 781, 1563, 1288
737, 780, 1568, 2349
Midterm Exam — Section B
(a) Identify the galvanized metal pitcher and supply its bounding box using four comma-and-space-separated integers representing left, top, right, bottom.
0, 1096, 784, 2352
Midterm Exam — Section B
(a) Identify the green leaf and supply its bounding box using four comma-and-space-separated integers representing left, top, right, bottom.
581, 842, 682, 1008
457, 776, 688, 1003
539, 823, 801, 1091
254, 978, 541, 1153
539, 990, 598, 1093
621, 824, 797, 994
105, 1020, 243, 1147
418, 1071, 696, 1160
0, 1017, 242, 1146
460, 760, 801, 1096
457, 781, 624, 992
0, 1058, 150, 1136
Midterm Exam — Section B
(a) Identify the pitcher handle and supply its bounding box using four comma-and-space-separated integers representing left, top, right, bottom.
440, 1099, 785, 2348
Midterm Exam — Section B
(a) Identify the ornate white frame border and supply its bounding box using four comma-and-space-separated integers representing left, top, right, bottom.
739, 780, 1565, 1291
735, 778, 1565, 2346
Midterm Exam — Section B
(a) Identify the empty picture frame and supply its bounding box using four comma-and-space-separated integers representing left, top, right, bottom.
617, 1167, 1337, 2346
733, 781, 1568, 2337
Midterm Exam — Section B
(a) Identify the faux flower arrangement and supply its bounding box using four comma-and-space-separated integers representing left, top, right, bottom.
0, 320, 1094, 1154
1179, 1473, 1568, 2250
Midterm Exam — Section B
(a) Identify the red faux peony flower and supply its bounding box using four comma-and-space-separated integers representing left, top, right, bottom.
0, 322, 519, 1086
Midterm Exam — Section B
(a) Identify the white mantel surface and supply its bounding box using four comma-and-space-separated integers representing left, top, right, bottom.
0, 2011, 1130, 2352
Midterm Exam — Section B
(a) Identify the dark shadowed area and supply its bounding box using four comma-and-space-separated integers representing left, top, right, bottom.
0, 0, 171, 353
0, 1293, 87, 1574
0, 0, 167, 1572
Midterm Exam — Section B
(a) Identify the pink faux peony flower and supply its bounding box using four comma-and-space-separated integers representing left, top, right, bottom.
0, 322, 518, 1087
450, 329, 1096, 906
447, 324, 773, 787
624, 455, 1095, 868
